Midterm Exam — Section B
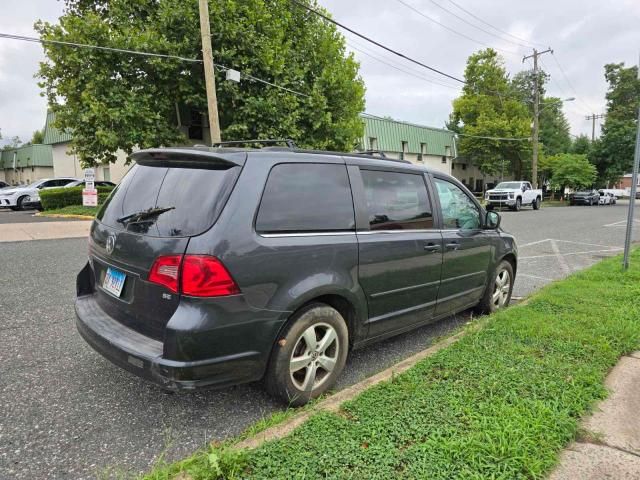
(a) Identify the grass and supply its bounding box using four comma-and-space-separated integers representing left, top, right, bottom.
39, 204, 100, 217
142, 250, 640, 480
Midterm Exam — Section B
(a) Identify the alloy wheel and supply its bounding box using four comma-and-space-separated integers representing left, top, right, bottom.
289, 323, 339, 391
492, 269, 511, 308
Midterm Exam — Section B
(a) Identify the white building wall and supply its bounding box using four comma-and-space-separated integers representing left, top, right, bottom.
380, 152, 453, 175
3, 166, 54, 185
52, 143, 133, 183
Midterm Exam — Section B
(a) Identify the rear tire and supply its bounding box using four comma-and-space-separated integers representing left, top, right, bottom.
475, 260, 514, 315
532, 197, 541, 210
265, 303, 349, 406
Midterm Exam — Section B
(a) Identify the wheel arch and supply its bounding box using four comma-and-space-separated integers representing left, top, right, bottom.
500, 252, 517, 277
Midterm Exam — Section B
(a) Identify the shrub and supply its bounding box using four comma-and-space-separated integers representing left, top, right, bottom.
40, 186, 114, 210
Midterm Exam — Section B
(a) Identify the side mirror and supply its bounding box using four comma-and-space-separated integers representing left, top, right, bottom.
521, 185, 526, 192
485, 210, 501, 229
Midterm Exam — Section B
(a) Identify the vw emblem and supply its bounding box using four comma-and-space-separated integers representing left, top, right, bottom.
105, 234, 117, 255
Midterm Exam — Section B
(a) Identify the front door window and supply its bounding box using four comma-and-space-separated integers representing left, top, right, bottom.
434, 178, 480, 230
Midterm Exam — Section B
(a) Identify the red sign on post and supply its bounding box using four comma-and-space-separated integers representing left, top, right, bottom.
82, 188, 98, 206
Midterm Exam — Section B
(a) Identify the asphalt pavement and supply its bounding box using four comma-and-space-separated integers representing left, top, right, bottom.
0, 209, 83, 224
1, 201, 639, 479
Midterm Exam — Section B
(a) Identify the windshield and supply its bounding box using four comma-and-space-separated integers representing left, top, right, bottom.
97, 164, 240, 237
495, 182, 522, 189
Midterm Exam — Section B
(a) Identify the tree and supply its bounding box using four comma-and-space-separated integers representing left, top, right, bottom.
595, 62, 640, 183
36, 0, 365, 165
31, 128, 45, 144
545, 153, 597, 191
1, 136, 22, 151
511, 70, 571, 157
570, 134, 591, 155
449, 49, 531, 180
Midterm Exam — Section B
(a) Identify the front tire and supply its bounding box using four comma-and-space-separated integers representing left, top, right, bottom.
513, 197, 521, 211
16, 195, 29, 211
265, 303, 349, 406
475, 260, 514, 314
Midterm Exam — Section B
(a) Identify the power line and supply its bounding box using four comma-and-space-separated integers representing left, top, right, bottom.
346, 39, 460, 90
443, 0, 547, 49
0, 32, 310, 98
551, 52, 595, 112
392, 0, 520, 57
291, 0, 465, 84
424, 0, 529, 49
457, 132, 530, 141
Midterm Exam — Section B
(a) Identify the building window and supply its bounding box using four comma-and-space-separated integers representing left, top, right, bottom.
369, 137, 378, 150
400, 141, 408, 161
417, 143, 427, 162
441, 156, 447, 164
451, 163, 455, 170
462, 164, 467, 170
103, 167, 111, 182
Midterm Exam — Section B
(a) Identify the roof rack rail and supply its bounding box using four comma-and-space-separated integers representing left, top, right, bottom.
212, 139, 298, 149
360, 150, 387, 158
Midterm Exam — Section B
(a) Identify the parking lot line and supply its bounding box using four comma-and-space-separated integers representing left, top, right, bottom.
519, 248, 623, 260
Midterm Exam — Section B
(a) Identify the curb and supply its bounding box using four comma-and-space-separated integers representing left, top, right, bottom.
235, 328, 471, 450
35, 213, 95, 220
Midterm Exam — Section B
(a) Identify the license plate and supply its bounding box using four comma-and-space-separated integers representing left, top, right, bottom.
103, 267, 126, 297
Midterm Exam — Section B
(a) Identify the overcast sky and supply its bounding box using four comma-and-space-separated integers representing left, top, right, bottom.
1, 0, 639, 146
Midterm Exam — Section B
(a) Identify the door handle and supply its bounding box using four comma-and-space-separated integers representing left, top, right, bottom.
445, 242, 460, 251
424, 244, 441, 252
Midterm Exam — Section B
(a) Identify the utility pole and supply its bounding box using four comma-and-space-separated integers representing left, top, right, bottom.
622, 55, 640, 270
523, 48, 553, 189
198, 0, 221, 144
585, 113, 606, 142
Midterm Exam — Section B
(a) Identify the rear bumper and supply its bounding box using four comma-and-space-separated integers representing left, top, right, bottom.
75, 294, 264, 391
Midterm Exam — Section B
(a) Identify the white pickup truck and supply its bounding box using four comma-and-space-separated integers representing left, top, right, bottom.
484, 181, 543, 211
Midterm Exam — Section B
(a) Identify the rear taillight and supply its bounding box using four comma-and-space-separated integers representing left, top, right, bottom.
148, 255, 240, 297
181, 255, 240, 297
148, 255, 182, 293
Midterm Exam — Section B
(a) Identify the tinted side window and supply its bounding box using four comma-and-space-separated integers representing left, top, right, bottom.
360, 170, 433, 230
256, 163, 355, 233
434, 178, 480, 230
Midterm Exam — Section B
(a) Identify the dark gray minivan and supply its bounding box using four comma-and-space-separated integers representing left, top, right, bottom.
76, 147, 517, 405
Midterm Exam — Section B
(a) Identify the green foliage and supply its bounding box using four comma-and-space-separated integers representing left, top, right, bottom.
542, 153, 597, 190
594, 63, 640, 183
35, 0, 366, 165
40, 186, 114, 210
450, 49, 531, 179
2, 136, 22, 151
143, 250, 640, 479
31, 128, 45, 144
570, 134, 592, 155
539, 97, 571, 156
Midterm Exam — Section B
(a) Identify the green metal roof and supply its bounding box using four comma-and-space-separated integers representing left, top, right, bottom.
1, 144, 53, 169
360, 114, 456, 156
43, 110, 73, 145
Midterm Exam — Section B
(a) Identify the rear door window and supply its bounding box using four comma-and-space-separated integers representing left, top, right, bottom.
97, 164, 239, 237
360, 169, 433, 230
256, 163, 355, 233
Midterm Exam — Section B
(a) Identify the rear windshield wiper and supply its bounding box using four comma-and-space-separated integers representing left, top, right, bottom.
117, 206, 175, 226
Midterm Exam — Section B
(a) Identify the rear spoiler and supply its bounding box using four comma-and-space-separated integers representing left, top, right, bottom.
130, 148, 246, 169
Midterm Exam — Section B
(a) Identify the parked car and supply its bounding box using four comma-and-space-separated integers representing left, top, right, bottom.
0, 181, 9, 190
0, 177, 79, 210
598, 191, 616, 205
75, 146, 517, 405
24, 180, 117, 210
484, 181, 542, 211
64, 180, 117, 188
569, 190, 600, 206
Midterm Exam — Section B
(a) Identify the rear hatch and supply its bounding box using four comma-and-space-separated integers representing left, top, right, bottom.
89, 149, 244, 340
